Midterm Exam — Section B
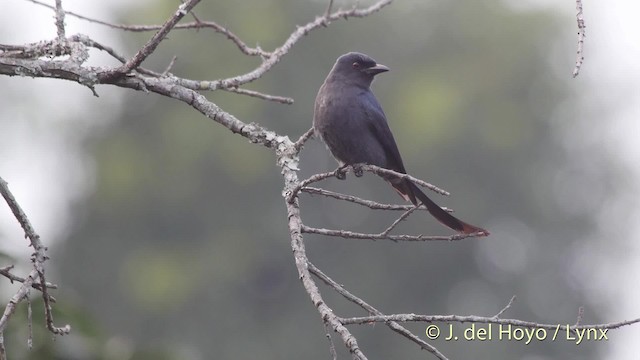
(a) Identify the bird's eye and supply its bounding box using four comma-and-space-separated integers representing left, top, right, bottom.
352, 62, 361, 69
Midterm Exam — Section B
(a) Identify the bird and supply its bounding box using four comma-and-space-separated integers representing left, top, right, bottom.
313, 52, 488, 236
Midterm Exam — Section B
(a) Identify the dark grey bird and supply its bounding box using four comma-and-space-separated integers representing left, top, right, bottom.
313, 52, 488, 235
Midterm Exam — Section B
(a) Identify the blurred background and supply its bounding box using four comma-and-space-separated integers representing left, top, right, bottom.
1, 0, 639, 359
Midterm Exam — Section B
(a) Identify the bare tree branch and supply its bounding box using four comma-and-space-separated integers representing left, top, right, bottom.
325, 0, 335, 19
289, 164, 449, 204
301, 187, 452, 212
221, 87, 294, 104
572, 0, 585, 77
359, 165, 450, 195
0, 176, 70, 357
13, 0, 393, 105
26, 0, 272, 57
292, 165, 474, 242
98, 0, 201, 81
339, 313, 640, 332
54, 0, 66, 42
161, 55, 178, 76
288, 169, 345, 202
301, 224, 483, 242
26, 294, 32, 350
493, 295, 516, 319
38, 267, 67, 335
281, 147, 368, 360
309, 262, 449, 360
0, 269, 38, 337
379, 204, 420, 237
294, 127, 315, 151
25, 0, 391, 88
26, 0, 119, 30
0, 266, 58, 297
184, 0, 394, 91
0, 333, 6, 360
67, 34, 166, 79
322, 321, 338, 360
575, 306, 585, 326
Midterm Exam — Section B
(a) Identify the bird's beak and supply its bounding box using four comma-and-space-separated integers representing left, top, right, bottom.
363, 63, 390, 75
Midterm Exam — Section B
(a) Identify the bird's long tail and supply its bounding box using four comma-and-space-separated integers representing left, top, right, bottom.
391, 180, 489, 236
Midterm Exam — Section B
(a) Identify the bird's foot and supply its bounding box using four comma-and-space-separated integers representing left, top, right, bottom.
335, 166, 348, 180
352, 164, 364, 177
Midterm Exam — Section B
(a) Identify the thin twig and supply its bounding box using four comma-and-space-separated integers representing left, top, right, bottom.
301, 224, 484, 241
222, 87, 294, 104
378, 205, 420, 237
340, 313, 640, 332
0, 175, 43, 250
184, 0, 394, 90
575, 306, 585, 326
184, 0, 202, 24
0, 41, 52, 59
301, 187, 447, 211
68, 34, 162, 77
26, 0, 117, 28
493, 295, 516, 319
162, 55, 178, 76
26, 293, 32, 350
38, 266, 69, 335
0, 177, 70, 337
54, 0, 66, 43
0, 265, 58, 297
0, 270, 37, 336
323, 321, 338, 360
572, 0, 585, 77
99, 0, 202, 81
0, 44, 26, 52
294, 127, 315, 151
309, 263, 449, 360
25, 0, 270, 57
360, 165, 449, 196
324, 0, 335, 20
289, 164, 448, 204
288, 169, 343, 203
24, 0, 392, 104
0, 329, 6, 360
70, 34, 125, 62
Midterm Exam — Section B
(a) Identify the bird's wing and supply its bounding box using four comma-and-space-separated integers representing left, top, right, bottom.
359, 90, 417, 203
359, 90, 408, 174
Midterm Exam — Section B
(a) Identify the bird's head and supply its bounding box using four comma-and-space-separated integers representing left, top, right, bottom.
329, 52, 389, 87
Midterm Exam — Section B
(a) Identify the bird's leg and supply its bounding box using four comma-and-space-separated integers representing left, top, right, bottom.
334, 164, 349, 180
352, 163, 364, 177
